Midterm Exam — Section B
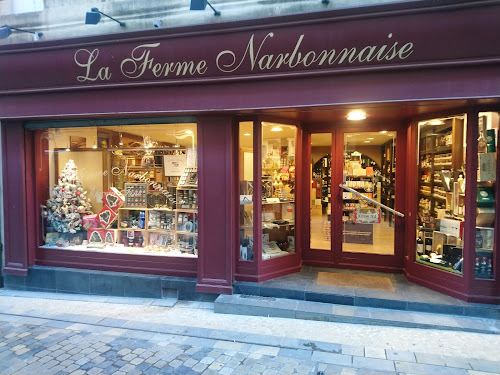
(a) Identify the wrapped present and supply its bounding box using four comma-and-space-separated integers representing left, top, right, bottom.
82, 214, 99, 230
97, 205, 118, 229
88, 229, 106, 244
102, 187, 125, 212
88, 229, 116, 246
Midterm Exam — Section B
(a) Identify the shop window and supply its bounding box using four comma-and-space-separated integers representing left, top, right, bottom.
39, 123, 198, 257
416, 115, 466, 274
239, 122, 254, 261
475, 112, 498, 280
261, 122, 296, 260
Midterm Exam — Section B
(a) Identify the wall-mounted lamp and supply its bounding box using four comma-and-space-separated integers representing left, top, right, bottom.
190, 0, 221, 16
0, 25, 42, 41
85, 8, 126, 27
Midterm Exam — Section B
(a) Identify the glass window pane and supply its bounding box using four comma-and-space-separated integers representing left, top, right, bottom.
261, 122, 296, 260
416, 115, 466, 274
475, 112, 498, 279
39, 123, 198, 257
310, 133, 332, 250
239, 122, 254, 261
342, 131, 395, 255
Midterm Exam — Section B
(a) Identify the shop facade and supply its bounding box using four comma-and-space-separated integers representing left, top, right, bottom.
1, 1, 499, 303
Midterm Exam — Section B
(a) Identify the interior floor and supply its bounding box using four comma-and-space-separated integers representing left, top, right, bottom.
310, 213, 395, 255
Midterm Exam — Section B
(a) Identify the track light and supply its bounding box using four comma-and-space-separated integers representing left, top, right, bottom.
0, 25, 42, 41
153, 20, 163, 28
85, 8, 126, 27
190, 0, 221, 16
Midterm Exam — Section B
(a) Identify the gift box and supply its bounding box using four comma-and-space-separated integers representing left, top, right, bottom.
88, 229, 116, 245
82, 214, 99, 230
88, 229, 106, 244
97, 205, 118, 229
102, 187, 125, 212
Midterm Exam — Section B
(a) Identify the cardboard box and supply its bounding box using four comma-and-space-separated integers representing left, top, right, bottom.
102, 187, 125, 212
97, 205, 118, 229
439, 218, 464, 238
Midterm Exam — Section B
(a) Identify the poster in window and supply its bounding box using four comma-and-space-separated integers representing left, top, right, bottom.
163, 154, 187, 176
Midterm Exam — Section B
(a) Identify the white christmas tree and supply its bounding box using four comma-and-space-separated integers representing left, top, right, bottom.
45, 160, 92, 233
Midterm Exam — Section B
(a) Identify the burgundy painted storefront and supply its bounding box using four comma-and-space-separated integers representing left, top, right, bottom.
1, 1, 499, 303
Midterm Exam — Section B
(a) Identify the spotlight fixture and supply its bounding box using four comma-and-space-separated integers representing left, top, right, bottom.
190, 0, 221, 16
271, 126, 283, 132
85, 8, 126, 26
0, 25, 42, 41
153, 19, 163, 28
322, 0, 330, 4
347, 110, 366, 121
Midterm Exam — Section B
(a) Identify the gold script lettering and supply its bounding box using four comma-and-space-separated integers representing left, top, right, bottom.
74, 48, 112, 82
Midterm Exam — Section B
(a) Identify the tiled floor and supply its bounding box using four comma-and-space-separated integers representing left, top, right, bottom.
234, 267, 500, 318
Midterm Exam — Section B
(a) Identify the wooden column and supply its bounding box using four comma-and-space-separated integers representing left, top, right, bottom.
196, 116, 234, 294
2, 121, 30, 275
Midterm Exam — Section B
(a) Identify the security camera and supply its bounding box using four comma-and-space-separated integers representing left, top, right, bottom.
153, 20, 163, 28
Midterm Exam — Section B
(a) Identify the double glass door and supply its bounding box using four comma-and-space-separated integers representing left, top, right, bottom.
308, 129, 402, 264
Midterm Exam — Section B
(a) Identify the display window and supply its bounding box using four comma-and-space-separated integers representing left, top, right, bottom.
261, 122, 296, 260
238, 121, 297, 261
416, 114, 466, 274
38, 123, 198, 257
474, 112, 498, 280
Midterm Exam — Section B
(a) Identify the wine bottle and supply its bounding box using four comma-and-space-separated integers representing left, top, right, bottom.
425, 237, 432, 255
481, 257, 487, 277
486, 259, 493, 279
475, 257, 480, 277
416, 236, 424, 255
478, 131, 487, 153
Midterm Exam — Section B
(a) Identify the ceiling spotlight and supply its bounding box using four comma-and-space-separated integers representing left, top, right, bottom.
153, 19, 163, 28
243, 133, 251, 136
322, 0, 330, 4
190, 0, 221, 16
428, 119, 444, 126
85, 8, 126, 26
0, 25, 42, 41
363, 140, 371, 143
271, 126, 283, 132
347, 111, 366, 121
379, 130, 388, 134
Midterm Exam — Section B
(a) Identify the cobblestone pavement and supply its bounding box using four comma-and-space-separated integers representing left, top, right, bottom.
1, 291, 499, 375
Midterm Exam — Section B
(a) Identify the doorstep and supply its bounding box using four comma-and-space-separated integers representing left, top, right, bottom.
232, 267, 500, 319
214, 294, 500, 334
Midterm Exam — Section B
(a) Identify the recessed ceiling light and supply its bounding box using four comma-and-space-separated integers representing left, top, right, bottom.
428, 119, 444, 125
367, 137, 374, 140
379, 130, 388, 134
271, 126, 283, 132
243, 133, 251, 136
347, 110, 366, 121
364, 140, 371, 143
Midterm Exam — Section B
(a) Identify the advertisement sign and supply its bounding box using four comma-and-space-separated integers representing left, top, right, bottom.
353, 208, 381, 224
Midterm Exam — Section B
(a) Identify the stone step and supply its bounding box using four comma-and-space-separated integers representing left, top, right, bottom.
214, 294, 500, 334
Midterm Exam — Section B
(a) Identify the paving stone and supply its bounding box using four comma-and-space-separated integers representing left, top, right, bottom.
311, 352, 352, 367
385, 349, 416, 362
395, 361, 469, 374
353, 356, 395, 372
468, 359, 500, 373
364, 346, 386, 359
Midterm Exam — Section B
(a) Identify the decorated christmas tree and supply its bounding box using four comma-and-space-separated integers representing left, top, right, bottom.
45, 159, 92, 233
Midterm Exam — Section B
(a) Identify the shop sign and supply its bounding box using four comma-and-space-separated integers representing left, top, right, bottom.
353, 208, 381, 224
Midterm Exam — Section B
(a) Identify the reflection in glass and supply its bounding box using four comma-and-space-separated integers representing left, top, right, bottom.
261, 122, 296, 260
239, 122, 254, 261
416, 115, 466, 274
310, 133, 332, 250
342, 131, 396, 255
475, 112, 497, 279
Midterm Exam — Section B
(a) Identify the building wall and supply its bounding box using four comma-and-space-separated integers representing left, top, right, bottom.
0, 0, 415, 44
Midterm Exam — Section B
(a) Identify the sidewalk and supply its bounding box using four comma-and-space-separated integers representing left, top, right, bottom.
1, 290, 499, 375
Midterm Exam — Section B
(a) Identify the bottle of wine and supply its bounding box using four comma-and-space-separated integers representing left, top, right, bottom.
486, 259, 493, 279
475, 257, 480, 277
425, 237, 432, 255
478, 131, 487, 153
481, 257, 487, 277
416, 236, 424, 255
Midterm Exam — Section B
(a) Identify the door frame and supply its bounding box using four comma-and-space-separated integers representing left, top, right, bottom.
302, 120, 407, 273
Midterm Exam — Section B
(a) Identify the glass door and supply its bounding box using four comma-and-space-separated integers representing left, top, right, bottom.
341, 131, 399, 255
